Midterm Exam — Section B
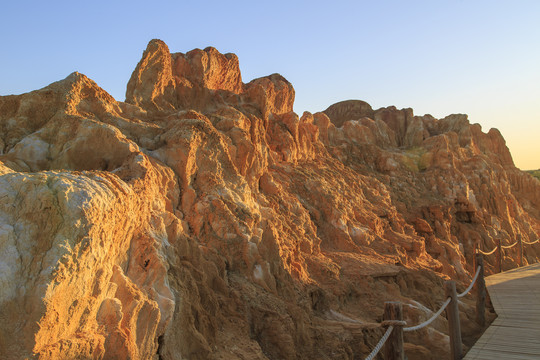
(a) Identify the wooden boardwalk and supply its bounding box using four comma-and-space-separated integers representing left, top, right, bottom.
464, 262, 540, 360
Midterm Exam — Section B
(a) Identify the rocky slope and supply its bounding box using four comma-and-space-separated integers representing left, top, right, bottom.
527, 169, 540, 182
0, 39, 539, 360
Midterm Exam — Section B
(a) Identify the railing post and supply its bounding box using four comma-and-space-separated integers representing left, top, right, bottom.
445, 281, 462, 360
473, 243, 477, 271
518, 234, 523, 267
383, 302, 404, 360
496, 238, 502, 273
475, 254, 486, 327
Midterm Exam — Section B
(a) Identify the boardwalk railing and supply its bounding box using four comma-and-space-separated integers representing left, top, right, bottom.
365, 236, 539, 360
476, 234, 539, 272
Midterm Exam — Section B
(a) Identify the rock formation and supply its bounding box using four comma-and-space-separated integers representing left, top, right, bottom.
0, 39, 539, 360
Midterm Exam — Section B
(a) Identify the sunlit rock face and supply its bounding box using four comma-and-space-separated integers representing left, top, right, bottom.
0, 39, 539, 360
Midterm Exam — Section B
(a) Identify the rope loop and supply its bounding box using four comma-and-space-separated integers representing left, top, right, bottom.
502, 241, 518, 249
477, 246, 497, 256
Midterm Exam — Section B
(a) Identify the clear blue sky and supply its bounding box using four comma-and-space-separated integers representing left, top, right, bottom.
1, 1, 539, 169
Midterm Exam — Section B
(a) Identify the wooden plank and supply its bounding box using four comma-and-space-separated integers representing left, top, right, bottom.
463, 263, 540, 360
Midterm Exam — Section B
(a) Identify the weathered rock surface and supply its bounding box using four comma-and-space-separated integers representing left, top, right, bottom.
0, 39, 538, 360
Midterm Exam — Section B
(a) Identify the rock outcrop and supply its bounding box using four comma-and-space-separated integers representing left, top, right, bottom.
1, 39, 538, 360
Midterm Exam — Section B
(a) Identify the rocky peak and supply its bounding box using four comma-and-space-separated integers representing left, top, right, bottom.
172, 46, 243, 93
320, 99, 515, 169
0, 39, 538, 360
245, 73, 295, 118
125, 39, 177, 112
126, 39, 293, 117
373, 106, 414, 147
323, 99, 374, 128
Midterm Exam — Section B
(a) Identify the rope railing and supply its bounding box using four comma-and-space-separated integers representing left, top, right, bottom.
364, 325, 395, 360
365, 237, 538, 360
477, 236, 539, 271
457, 266, 482, 298
403, 298, 451, 332
501, 241, 518, 249
477, 246, 497, 256
479, 237, 539, 254
365, 261, 484, 360
522, 238, 539, 245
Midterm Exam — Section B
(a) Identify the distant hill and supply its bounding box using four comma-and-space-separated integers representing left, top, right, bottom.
527, 169, 540, 181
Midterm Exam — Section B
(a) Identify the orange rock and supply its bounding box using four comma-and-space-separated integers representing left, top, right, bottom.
323, 99, 374, 128
0, 39, 538, 360
413, 218, 434, 234
126, 39, 177, 112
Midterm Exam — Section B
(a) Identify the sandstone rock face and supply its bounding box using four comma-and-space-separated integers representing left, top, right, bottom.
1, 39, 538, 360
126, 39, 246, 113
323, 100, 374, 128
126, 39, 177, 112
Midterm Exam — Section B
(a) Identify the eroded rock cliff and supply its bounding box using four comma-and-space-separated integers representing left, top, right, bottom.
1, 39, 539, 360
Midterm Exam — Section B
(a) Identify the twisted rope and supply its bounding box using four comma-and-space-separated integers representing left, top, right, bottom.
477, 246, 497, 256
502, 241, 518, 249
365, 258, 484, 356
364, 326, 394, 360
457, 266, 482, 298
403, 298, 452, 332
523, 238, 540, 245
365, 237, 536, 359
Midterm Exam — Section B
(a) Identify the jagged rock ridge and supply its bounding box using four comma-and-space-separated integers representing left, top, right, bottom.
0, 39, 538, 360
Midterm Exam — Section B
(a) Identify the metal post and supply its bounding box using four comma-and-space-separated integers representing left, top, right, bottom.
518, 234, 523, 267
496, 238, 502, 273
475, 254, 486, 327
445, 281, 462, 360
383, 302, 404, 360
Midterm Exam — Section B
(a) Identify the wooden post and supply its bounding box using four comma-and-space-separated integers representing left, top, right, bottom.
445, 281, 462, 360
475, 254, 486, 327
496, 238, 502, 273
473, 243, 478, 271
518, 234, 523, 267
383, 302, 404, 360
